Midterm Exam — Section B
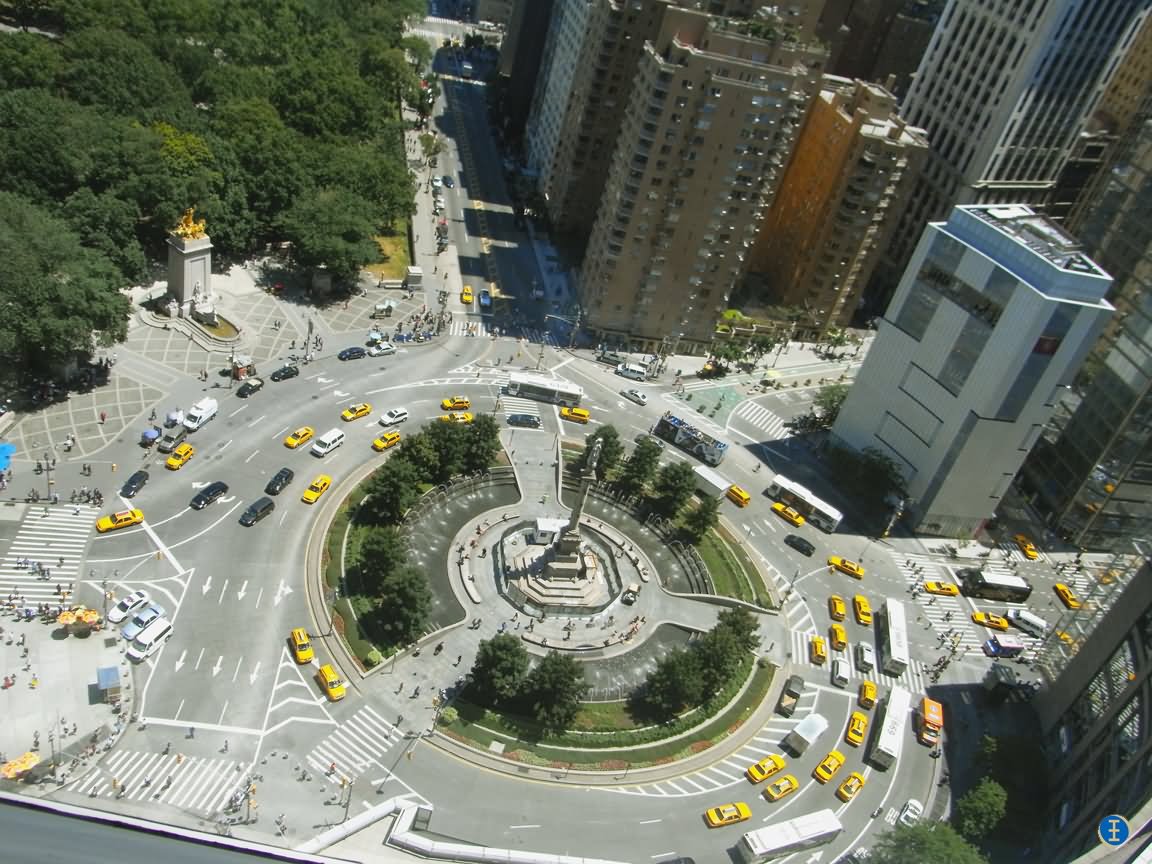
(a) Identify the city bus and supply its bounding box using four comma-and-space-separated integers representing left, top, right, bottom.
505, 372, 584, 407
868, 685, 911, 770
876, 598, 909, 676
764, 474, 843, 532
959, 568, 1034, 603
736, 809, 843, 862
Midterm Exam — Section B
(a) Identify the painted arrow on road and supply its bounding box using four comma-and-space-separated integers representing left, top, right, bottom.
201, 576, 212, 595
333, 390, 350, 398
273, 581, 293, 606
248, 661, 262, 685
238, 580, 248, 601
317, 377, 334, 384
220, 496, 237, 503
212, 656, 223, 676
173, 649, 187, 673
191, 481, 211, 488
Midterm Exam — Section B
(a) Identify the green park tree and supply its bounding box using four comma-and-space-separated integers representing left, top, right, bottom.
812, 382, 850, 427
281, 187, 381, 282
423, 421, 471, 482
525, 651, 589, 733
650, 461, 697, 519
461, 414, 502, 473
354, 525, 409, 594
360, 564, 431, 648
470, 634, 530, 706
356, 457, 423, 525
616, 438, 662, 497
398, 432, 441, 483
954, 777, 1008, 841
870, 823, 987, 864
638, 648, 705, 717
681, 495, 720, 544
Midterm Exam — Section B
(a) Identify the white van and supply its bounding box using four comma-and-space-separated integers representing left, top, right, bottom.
126, 617, 173, 662
1007, 608, 1049, 638
856, 642, 875, 672
615, 363, 647, 381
183, 397, 218, 431
832, 658, 850, 688
311, 428, 345, 457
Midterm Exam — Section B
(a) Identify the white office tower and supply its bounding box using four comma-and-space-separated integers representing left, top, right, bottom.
832, 205, 1114, 536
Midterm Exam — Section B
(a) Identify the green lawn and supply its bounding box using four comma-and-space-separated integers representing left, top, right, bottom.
697, 528, 772, 608
366, 226, 411, 281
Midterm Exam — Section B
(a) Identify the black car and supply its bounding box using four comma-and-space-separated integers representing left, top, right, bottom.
265, 467, 295, 496
120, 470, 149, 498
191, 481, 230, 510
239, 497, 275, 526
443, 175, 455, 188
236, 378, 264, 398
338, 346, 366, 361
784, 534, 816, 557
270, 365, 299, 382
507, 413, 541, 429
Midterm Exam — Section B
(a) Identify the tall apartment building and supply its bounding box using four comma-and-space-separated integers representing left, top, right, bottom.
868, 0, 1151, 316
746, 77, 928, 334
1020, 112, 1152, 552
525, 1, 824, 252
576, 6, 828, 351
831, 205, 1113, 536
497, 0, 556, 146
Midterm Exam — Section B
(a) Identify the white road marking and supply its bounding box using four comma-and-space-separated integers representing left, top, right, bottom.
245, 449, 260, 463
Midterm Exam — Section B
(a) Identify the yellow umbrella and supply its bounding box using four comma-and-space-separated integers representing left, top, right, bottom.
56, 610, 77, 626
2, 751, 39, 778
80, 609, 101, 625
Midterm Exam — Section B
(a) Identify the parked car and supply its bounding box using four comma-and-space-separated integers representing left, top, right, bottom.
338, 346, 366, 361
122, 604, 166, 641
367, 342, 396, 357
107, 590, 150, 625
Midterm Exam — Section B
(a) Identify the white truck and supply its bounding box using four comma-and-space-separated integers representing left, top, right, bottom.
183, 397, 218, 431
784, 713, 828, 755
693, 465, 730, 498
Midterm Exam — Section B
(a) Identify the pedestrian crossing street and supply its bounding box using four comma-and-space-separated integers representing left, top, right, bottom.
69, 750, 244, 814
731, 400, 788, 440
443, 319, 558, 345
305, 705, 403, 783
1, 505, 100, 604
498, 395, 542, 417
786, 629, 930, 693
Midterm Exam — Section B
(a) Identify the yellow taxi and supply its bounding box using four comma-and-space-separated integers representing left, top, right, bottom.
830, 623, 847, 651
813, 749, 845, 784
771, 502, 805, 527
828, 556, 865, 579
828, 594, 847, 622
560, 406, 591, 424
289, 627, 314, 663
837, 772, 866, 802
704, 802, 750, 828
972, 611, 1010, 631
810, 635, 827, 665
858, 680, 877, 709
284, 426, 315, 449
1055, 582, 1082, 609
96, 508, 144, 533
165, 442, 195, 470
439, 411, 474, 424
745, 754, 786, 784
341, 402, 372, 421
853, 594, 873, 626
372, 431, 402, 451
461, 286, 473, 304
764, 775, 799, 802
845, 711, 869, 747
924, 581, 960, 596
317, 663, 346, 701
1014, 533, 1039, 560
301, 474, 332, 504
441, 396, 471, 410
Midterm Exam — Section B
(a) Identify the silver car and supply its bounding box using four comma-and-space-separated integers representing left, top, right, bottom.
107, 590, 149, 625
122, 604, 166, 641
622, 388, 648, 405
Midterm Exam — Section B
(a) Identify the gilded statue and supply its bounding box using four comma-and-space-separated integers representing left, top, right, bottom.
173, 208, 207, 240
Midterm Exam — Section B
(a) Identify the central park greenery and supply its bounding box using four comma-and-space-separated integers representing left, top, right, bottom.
0, 0, 427, 384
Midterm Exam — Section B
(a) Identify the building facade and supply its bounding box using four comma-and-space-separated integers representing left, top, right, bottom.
1020, 113, 1152, 551
868, 0, 1151, 316
746, 77, 927, 333
497, 0, 556, 146
576, 6, 828, 351
831, 205, 1113, 536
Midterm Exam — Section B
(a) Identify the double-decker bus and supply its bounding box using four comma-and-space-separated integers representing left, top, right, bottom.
505, 372, 584, 407
868, 685, 911, 770
876, 598, 909, 676
959, 568, 1033, 603
652, 412, 729, 465
736, 809, 843, 862
763, 474, 843, 532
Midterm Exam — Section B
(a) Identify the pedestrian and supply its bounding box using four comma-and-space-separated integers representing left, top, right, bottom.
99, 411, 106, 424
187, 727, 195, 739
222, 739, 229, 753
454, 655, 462, 666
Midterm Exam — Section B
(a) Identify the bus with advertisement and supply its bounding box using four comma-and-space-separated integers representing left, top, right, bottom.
735, 809, 843, 862
876, 598, 910, 676
959, 568, 1033, 603
868, 685, 912, 770
983, 633, 1026, 658
918, 696, 944, 747
763, 474, 843, 532
652, 412, 728, 465
505, 372, 584, 407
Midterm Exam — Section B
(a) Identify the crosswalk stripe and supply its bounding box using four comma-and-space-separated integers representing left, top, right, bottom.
69, 751, 244, 813
1, 505, 100, 601
732, 402, 788, 440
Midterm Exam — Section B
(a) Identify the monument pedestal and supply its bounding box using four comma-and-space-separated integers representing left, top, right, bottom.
167, 233, 213, 307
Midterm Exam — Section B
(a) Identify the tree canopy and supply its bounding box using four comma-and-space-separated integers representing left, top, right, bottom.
870, 823, 987, 864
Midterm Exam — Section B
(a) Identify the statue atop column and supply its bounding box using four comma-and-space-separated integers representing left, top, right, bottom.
172, 208, 208, 240
166, 206, 213, 314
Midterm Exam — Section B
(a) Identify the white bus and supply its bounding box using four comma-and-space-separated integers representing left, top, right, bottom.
736, 809, 843, 862
615, 362, 647, 380
764, 474, 843, 532
868, 685, 912, 770
877, 598, 909, 676
505, 372, 584, 407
